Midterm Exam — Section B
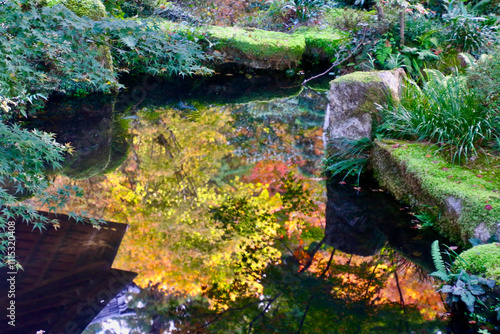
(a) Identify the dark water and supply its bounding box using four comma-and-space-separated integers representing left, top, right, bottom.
10, 72, 479, 333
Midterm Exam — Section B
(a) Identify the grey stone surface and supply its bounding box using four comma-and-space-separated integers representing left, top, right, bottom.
323, 69, 405, 154
445, 196, 463, 217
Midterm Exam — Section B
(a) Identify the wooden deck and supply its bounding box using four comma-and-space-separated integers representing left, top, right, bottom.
0, 211, 136, 334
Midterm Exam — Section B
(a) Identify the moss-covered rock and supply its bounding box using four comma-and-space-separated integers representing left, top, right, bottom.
324, 70, 405, 156
46, 0, 107, 20
454, 244, 500, 281
293, 26, 349, 60
371, 140, 500, 244
205, 26, 305, 70
159, 21, 347, 70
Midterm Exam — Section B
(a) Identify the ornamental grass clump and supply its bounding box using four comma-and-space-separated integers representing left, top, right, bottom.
379, 69, 496, 163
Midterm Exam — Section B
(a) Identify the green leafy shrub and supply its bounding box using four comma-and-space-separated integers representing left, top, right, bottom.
0, 0, 210, 111
430, 241, 496, 314
454, 244, 500, 281
467, 49, 500, 112
322, 7, 372, 33
442, 1, 498, 53
378, 70, 496, 162
404, 14, 445, 46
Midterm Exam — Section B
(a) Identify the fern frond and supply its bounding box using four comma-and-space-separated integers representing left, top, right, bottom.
430, 271, 450, 282
431, 240, 447, 273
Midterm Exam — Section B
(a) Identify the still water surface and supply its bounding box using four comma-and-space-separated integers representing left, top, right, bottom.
29, 73, 452, 333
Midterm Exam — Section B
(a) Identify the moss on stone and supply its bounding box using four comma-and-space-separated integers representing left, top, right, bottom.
206, 26, 305, 70
454, 244, 500, 281
328, 71, 393, 119
293, 26, 349, 60
371, 140, 500, 243
47, 0, 107, 20
158, 21, 306, 70
333, 71, 384, 84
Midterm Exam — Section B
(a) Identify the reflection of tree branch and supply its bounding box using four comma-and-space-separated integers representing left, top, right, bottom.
364, 263, 379, 298
247, 293, 282, 334
297, 300, 312, 334
394, 267, 406, 313
320, 248, 336, 278
195, 297, 278, 332
278, 238, 300, 263
299, 237, 325, 273
297, 248, 336, 334
301, 28, 368, 88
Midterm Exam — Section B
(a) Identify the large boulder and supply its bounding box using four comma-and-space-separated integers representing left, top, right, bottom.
323, 69, 405, 155
205, 26, 305, 70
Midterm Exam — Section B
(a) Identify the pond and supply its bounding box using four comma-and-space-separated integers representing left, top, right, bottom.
6, 72, 469, 333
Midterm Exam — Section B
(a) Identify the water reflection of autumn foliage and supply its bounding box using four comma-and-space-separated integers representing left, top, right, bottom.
50, 107, 323, 297
48, 106, 445, 332
123, 248, 445, 333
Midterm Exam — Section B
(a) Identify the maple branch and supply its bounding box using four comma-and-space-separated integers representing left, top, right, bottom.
297, 249, 335, 334
296, 300, 312, 334
278, 238, 301, 263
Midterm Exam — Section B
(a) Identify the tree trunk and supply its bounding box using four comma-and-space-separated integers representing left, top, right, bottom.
375, 1, 385, 21
399, 10, 405, 46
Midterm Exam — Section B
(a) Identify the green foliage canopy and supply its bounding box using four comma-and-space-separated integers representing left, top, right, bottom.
0, 0, 210, 113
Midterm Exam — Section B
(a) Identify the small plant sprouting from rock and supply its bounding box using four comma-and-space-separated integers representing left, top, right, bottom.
430, 240, 496, 314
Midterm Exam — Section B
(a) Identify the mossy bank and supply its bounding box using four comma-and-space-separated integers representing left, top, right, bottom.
371, 140, 500, 245
159, 21, 347, 70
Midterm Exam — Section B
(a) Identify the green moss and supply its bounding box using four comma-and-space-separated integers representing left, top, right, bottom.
322, 7, 373, 25
454, 244, 500, 281
47, 0, 107, 20
206, 26, 305, 69
158, 22, 306, 69
375, 140, 500, 242
293, 26, 349, 60
333, 71, 383, 84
